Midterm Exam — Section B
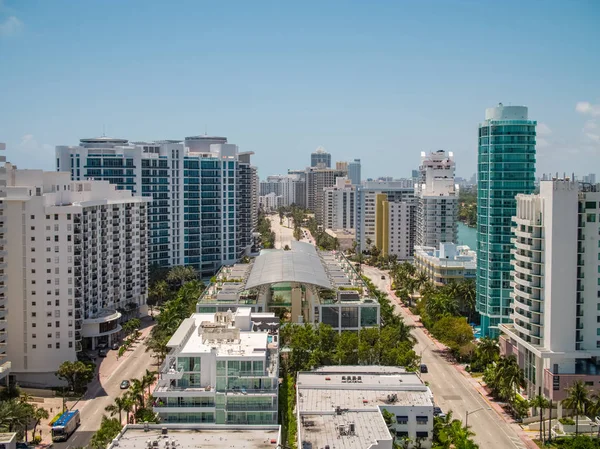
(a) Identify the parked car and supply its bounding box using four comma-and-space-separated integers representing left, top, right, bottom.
420, 363, 428, 374
111, 342, 119, 350
98, 349, 108, 357
96, 342, 108, 349
434, 406, 444, 416
120, 380, 130, 389
381, 275, 385, 280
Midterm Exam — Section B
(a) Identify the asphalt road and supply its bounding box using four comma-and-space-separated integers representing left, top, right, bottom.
362, 265, 527, 449
54, 320, 156, 449
268, 214, 313, 249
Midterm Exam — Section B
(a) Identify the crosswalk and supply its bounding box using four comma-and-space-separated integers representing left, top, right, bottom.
509, 435, 527, 449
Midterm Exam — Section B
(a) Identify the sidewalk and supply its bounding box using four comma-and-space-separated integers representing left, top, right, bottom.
382, 277, 538, 449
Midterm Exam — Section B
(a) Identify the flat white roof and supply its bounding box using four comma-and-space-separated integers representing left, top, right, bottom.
108, 426, 280, 449
179, 314, 270, 358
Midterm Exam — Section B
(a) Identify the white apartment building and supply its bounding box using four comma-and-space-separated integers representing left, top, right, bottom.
4, 165, 149, 386
153, 308, 279, 425
297, 366, 434, 449
322, 177, 355, 231
259, 175, 301, 207
500, 180, 600, 401
415, 151, 458, 247
258, 192, 282, 212
56, 136, 255, 276
414, 243, 476, 286
0, 143, 9, 385
305, 167, 347, 224
356, 181, 416, 258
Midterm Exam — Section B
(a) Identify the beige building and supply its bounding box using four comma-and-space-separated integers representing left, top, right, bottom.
414, 243, 476, 286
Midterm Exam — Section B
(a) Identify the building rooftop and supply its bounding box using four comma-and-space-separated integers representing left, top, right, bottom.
106, 425, 281, 449
0, 433, 16, 443
414, 243, 476, 269
297, 367, 433, 449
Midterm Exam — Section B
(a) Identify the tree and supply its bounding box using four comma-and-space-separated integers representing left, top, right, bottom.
148, 280, 169, 315
470, 337, 499, 372
105, 395, 128, 424
530, 394, 549, 442
335, 331, 359, 365
31, 406, 49, 441
56, 361, 95, 393
283, 244, 291, 251
562, 380, 591, 437
166, 265, 197, 288
142, 369, 157, 397
431, 316, 473, 348
89, 416, 122, 449
0, 400, 35, 440
129, 378, 146, 411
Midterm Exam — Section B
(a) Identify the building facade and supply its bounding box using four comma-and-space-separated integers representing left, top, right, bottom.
415, 151, 458, 248
259, 174, 302, 207
305, 167, 347, 224
348, 159, 361, 186
310, 147, 331, 168
499, 180, 600, 401
56, 136, 256, 277
0, 143, 8, 385
153, 308, 279, 425
477, 104, 536, 337
356, 181, 416, 257
258, 192, 283, 212
414, 243, 476, 286
322, 177, 355, 230
4, 166, 148, 386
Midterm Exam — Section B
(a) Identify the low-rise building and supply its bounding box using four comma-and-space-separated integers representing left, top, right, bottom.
197, 241, 380, 332
153, 307, 279, 425
258, 192, 283, 212
297, 366, 435, 449
0, 432, 16, 449
413, 243, 476, 286
106, 425, 280, 449
325, 228, 356, 252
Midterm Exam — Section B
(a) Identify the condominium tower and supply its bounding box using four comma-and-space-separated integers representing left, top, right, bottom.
4, 165, 148, 385
56, 136, 256, 277
356, 181, 416, 259
322, 177, 356, 230
348, 159, 361, 185
500, 180, 600, 401
477, 104, 536, 337
305, 166, 347, 224
0, 143, 8, 384
415, 150, 458, 247
310, 147, 331, 168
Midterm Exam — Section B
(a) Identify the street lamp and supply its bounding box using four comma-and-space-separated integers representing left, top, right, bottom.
465, 407, 490, 428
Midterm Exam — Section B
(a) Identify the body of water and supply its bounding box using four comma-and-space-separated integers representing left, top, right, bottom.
457, 222, 477, 249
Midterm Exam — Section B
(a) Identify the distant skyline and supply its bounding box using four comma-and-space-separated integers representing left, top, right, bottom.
1, 0, 599, 179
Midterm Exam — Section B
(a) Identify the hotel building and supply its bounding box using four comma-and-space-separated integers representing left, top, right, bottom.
4, 165, 148, 386
414, 243, 476, 286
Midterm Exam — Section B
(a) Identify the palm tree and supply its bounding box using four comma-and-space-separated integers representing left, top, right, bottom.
588, 394, 600, 439
129, 378, 146, 411
148, 280, 169, 316
122, 394, 135, 425
458, 279, 476, 321
475, 337, 499, 368
104, 395, 128, 424
142, 369, 158, 397
530, 394, 549, 442
31, 406, 49, 441
562, 380, 590, 436
166, 265, 197, 288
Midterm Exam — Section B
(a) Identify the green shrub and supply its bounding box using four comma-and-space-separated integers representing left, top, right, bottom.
559, 417, 576, 426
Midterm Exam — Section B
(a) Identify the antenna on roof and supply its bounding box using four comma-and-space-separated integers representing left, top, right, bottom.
102, 124, 106, 137
205, 124, 208, 136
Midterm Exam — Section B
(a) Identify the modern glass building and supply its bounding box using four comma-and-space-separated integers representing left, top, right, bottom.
476, 104, 536, 337
56, 136, 256, 277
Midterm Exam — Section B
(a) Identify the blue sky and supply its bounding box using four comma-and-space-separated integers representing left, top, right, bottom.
1, 0, 599, 179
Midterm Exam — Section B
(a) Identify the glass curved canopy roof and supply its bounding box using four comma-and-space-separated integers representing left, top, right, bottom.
245, 241, 332, 290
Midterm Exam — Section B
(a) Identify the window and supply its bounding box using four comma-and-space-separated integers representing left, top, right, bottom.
396, 416, 408, 425
32, 344, 37, 349
32, 301, 36, 306
416, 431, 429, 439
31, 236, 35, 241
31, 312, 36, 317
69, 342, 73, 348
55, 321, 60, 328
56, 342, 60, 349
32, 334, 36, 338
48, 344, 52, 349
396, 431, 409, 438
47, 323, 52, 327
31, 258, 35, 263
32, 323, 36, 327
47, 333, 52, 338
416, 416, 429, 425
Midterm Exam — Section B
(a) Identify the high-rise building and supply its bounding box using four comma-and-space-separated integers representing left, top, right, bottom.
335, 161, 348, 171
0, 143, 9, 385
310, 147, 331, 168
322, 177, 355, 230
153, 307, 279, 424
259, 192, 283, 212
477, 104, 536, 337
500, 180, 600, 400
259, 174, 302, 207
56, 136, 256, 277
348, 159, 361, 185
305, 167, 347, 224
356, 181, 416, 258
4, 165, 149, 385
415, 150, 458, 247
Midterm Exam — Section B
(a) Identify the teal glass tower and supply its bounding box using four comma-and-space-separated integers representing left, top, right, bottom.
476, 104, 536, 337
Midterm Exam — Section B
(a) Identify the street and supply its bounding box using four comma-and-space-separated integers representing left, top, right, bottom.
268, 214, 313, 249
362, 265, 529, 449
54, 318, 156, 449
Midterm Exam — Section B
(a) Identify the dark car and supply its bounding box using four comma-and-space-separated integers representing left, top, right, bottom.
98, 349, 108, 357
120, 380, 130, 389
381, 275, 385, 280
112, 342, 119, 350
420, 363, 428, 373
434, 406, 443, 416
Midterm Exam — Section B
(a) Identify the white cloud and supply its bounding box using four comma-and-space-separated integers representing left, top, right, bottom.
576, 101, 600, 117
537, 123, 552, 136
584, 120, 598, 131
0, 15, 22, 37
18, 134, 53, 154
